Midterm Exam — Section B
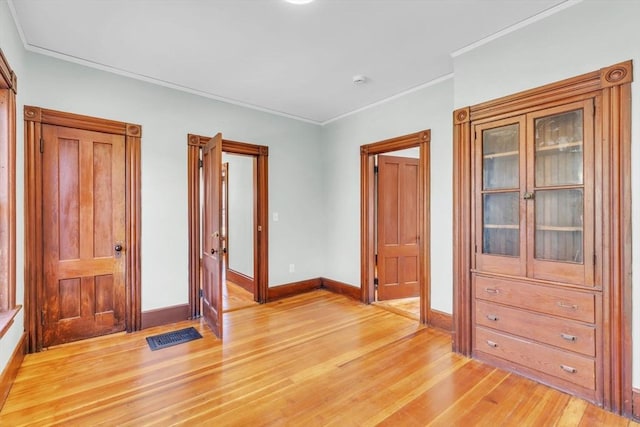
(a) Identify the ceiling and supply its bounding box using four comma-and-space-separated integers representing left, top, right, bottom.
9, 0, 572, 124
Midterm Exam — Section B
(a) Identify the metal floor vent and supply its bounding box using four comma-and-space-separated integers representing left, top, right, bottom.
146, 327, 203, 351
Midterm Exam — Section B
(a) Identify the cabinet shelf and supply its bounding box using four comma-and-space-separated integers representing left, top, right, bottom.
536, 141, 582, 153
536, 225, 582, 232
483, 150, 518, 160
484, 224, 519, 230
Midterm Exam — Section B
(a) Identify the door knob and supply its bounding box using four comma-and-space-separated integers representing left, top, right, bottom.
114, 244, 123, 252
211, 248, 217, 255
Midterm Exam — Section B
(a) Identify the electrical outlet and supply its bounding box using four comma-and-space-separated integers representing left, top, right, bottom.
289, 263, 295, 273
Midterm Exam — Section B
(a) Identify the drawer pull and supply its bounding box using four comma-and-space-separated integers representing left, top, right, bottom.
560, 365, 577, 374
485, 288, 499, 295
486, 314, 499, 321
560, 333, 577, 342
556, 301, 578, 310
486, 340, 498, 348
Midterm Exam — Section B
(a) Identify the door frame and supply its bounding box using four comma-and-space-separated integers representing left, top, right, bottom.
452, 60, 632, 415
187, 134, 268, 315
24, 106, 142, 352
360, 130, 430, 324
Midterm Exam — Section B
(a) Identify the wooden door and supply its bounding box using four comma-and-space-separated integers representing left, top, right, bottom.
201, 133, 224, 338
526, 99, 595, 286
376, 155, 420, 301
473, 116, 527, 277
42, 125, 126, 347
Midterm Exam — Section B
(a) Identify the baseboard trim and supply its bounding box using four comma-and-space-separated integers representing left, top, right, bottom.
429, 309, 453, 333
320, 278, 361, 301
0, 332, 26, 410
227, 269, 254, 293
267, 278, 323, 301
141, 304, 191, 329
633, 388, 640, 420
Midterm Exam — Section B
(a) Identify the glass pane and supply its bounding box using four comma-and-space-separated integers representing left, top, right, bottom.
483, 192, 519, 256
483, 124, 519, 190
535, 189, 583, 263
535, 109, 583, 186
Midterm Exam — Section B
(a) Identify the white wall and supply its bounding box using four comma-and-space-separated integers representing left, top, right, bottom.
223, 153, 254, 277
321, 78, 454, 313
452, 0, 640, 389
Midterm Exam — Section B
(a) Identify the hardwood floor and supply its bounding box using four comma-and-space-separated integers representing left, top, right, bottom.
374, 296, 420, 320
223, 280, 256, 312
1, 290, 637, 426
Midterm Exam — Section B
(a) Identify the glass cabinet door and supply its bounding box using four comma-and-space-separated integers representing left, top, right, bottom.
528, 100, 594, 285
474, 118, 526, 276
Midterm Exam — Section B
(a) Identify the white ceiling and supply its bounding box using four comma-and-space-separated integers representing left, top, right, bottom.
9, 0, 572, 124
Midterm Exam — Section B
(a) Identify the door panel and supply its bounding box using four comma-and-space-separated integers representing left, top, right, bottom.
202, 133, 224, 338
377, 155, 419, 300
42, 125, 126, 347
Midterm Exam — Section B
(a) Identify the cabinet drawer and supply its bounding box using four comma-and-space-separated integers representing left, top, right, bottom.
475, 300, 595, 357
475, 327, 595, 390
474, 275, 595, 323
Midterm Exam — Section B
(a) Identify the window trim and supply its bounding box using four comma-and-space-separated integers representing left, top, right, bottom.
0, 48, 19, 338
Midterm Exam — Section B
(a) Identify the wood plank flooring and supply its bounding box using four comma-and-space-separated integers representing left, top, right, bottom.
223, 280, 256, 312
374, 296, 420, 320
1, 290, 637, 426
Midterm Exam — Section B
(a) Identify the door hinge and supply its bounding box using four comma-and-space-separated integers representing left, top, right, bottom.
475, 244, 478, 253
374, 165, 379, 174
40, 310, 45, 326
199, 288, 203, 298
198, 159, 203, 168
39, 138, 44, 153
373, 278, 379, 289
593, 253, 596, 265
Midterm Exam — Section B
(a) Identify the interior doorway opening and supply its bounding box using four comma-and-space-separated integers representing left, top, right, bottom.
360, 130, 430, 324
187, 134, 269, 323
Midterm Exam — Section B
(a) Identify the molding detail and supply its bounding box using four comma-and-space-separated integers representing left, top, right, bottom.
23, 106, 40, 122
320, 278, 360, 301
141, 304, 190, 330
429, 309, 453, 332
259, 146, 269, 156
601, 60, 633, 88
454, 108, 470, 125
126, 124, 142, 137
267, 278, 322, 301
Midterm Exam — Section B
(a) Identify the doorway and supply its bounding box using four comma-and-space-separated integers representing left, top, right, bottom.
24, 106, 142, 352
360, 130, 430, 324
187, 134, 268, 323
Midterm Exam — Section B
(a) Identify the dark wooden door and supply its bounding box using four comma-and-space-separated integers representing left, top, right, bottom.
202, 133, 224, 338
376, 155, 420, 301
42, 125, 126, 347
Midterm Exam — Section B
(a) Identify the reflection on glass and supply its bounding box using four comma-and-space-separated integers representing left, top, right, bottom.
535, 189, 583, 263
483, 192, 519, 256
483, 124, 519, 190
535, 109, 583, 186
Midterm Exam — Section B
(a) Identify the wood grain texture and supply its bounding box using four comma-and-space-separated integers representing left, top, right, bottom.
0, 291, 635, 425
453, 60, 633, 414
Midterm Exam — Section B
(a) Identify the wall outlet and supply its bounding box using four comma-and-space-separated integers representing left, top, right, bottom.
289, 263, 295, 273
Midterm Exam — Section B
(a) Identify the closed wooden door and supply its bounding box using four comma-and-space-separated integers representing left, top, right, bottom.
376, 155, 420, 300
42, 125, 126, 347
201, 133, 223, 338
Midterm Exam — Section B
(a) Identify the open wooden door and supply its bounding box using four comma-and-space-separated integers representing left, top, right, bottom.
376, 155, 420, 301
202, 133, 224, 338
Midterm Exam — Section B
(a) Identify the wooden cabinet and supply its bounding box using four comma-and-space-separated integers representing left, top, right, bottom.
453, 61, 633, 412
472, 99, 599, 402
